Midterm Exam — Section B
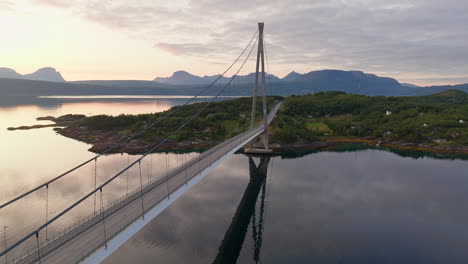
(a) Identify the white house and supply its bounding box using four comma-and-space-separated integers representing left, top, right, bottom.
460, 120, 465, 123
386, 110, 392, 116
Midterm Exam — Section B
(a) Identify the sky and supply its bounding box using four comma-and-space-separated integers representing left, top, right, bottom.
1, 0, 468, 85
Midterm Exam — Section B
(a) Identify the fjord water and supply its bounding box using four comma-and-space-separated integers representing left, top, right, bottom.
1, 99, 467, 263
0, 99, 189, 259
103, 150, 468, 264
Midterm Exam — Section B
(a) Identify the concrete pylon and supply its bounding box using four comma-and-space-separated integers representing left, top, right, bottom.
246, 22, 272, 154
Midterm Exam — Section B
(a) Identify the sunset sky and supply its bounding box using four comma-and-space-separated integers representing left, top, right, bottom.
1, 0, 468, 85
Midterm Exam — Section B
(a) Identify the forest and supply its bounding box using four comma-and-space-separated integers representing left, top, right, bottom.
77, 90, 468, 148
274, 89, 467, 146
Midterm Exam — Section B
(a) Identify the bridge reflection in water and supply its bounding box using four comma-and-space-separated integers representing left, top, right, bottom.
0, 23, 277, 264
214, 156, 270, 264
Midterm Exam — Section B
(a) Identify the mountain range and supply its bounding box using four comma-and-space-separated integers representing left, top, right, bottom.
152, 70, 409, 89
0, 67, 421, 89
2, 67, 468, 106
153, 70, 281, 85
0, 67, 65, 82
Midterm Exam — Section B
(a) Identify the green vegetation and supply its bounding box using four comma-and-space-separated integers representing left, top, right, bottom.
80, 96, 281, 142
275, 90, 468, 146
76, 90, 467, 149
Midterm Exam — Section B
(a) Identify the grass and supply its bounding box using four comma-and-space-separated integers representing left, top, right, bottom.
305, 122, 333, 133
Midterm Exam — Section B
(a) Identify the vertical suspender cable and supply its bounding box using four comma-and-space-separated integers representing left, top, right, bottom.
100, 188, 107, 249
126, 155, 130, 197
0, 31, 258, 213
165, 154, 170, 199
45, 185, 49, 241
138, 161, 145, 218
35, 232, 41, 264
184, 154, 188, 185
3, 226, 7, 264
150, 154, 153, 183
94, 158, 97, 216
147, 155, 151, 185
0, 29, 259, 259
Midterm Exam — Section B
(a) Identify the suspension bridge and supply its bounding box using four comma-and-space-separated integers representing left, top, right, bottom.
1, 23, 279, 264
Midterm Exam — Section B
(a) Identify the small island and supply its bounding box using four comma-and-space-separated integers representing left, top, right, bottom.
7, 114, 87, 131
13, 90, 468, 155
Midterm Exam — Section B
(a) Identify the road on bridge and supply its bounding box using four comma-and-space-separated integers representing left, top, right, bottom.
15, 102, 282, 264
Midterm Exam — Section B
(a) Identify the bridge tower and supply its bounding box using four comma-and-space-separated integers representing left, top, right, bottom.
246, 22, 272, 154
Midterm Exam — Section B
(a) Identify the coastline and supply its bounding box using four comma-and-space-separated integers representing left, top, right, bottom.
9, 114, 468, 156
324, 138, 468, 155
56, 122, 468, 156
269, 138, 468, 155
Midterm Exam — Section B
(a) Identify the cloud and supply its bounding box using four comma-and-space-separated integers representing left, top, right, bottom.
154, 42, 216, 56
33, 0, 71, 8
0, 0, 15, 12
31, 0, 468, 84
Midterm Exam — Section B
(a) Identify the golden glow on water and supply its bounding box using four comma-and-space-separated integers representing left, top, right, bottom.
0, 100, 175, 197
0, 100, 192, 256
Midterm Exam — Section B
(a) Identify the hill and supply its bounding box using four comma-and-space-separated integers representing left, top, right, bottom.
288, 70, 402, 95
151, 69, 468, 96
0, 68, 23, 79
2, 69, 468, 107
54, 91, 468, 154
282, 71, 302, 81
0, 67, 65, 82
153, 70, 281, 85
275, 91, 467, 148
23, 67, 65, 82
154, 71, 210, 85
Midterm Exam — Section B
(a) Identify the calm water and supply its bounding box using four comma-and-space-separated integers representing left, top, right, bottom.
0, 99, 196, 259
1, 99, 468, 263
102, 150, 468, 264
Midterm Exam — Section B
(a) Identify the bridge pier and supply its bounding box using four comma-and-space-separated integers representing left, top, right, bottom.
245, 132, 273, 154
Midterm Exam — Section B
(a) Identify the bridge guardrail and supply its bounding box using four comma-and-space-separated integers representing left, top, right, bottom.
3, 101, 282, 264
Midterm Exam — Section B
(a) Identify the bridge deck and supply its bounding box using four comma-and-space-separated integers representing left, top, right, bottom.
13, 102, 281, 264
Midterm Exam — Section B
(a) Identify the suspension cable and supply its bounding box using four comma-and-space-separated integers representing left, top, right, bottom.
0, 32, 257, 258
0, 30, 258, 210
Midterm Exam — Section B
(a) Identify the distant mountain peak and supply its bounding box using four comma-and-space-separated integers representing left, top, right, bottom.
172, 70, 191, 75
154, 70, 206, 85
0, 67, 18, 73
0, 67, 22, 79
36, 67, 58, 73
153, 70, 281, 85
0, 67, 65, 82
282, 71, 302, 81
23, 67, 65, 82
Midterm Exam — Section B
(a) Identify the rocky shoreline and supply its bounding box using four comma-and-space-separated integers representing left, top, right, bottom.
8, 114, 468, 156
7, 114, 87, 131
58, 121, 468, 155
